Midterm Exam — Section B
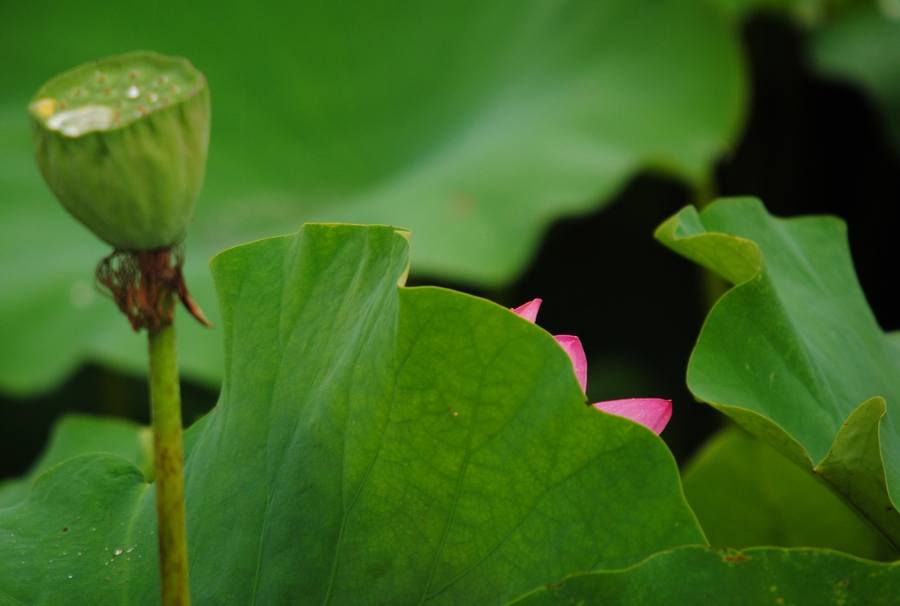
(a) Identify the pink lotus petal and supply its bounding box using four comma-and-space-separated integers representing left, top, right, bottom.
511, 298, 542, 323
554, 335, 587, 393
512, 300, 673, 434
592, 398, 672, 435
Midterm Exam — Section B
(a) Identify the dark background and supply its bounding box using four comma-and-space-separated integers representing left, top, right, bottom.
2, 14, 898, 478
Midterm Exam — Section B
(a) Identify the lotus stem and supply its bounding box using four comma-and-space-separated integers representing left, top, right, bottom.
148, 300, 191, 606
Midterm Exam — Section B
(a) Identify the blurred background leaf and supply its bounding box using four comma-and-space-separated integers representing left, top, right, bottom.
813, 5, 900, 154
0, 0, 745, 395
0, 414, 150, 509
683, 425, 896, 561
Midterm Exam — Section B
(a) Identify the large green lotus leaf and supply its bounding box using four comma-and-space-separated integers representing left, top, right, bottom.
0, 224, 704, 605
683, 425, 895, 560
812, 6, 900, 153
505, 545, 900, 605
0, 0, 745, 395
655, 197, 900, 549
706, 0, 814, 21
0, 414, 150, 509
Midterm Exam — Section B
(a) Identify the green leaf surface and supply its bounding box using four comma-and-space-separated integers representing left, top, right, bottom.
0, 0, 745, 394
0, 414, 150, 509
682, 425, 895, 560
706, 0, 816, 21
506, 545, 900, 605
813, 7, 900, 154
656, 197, 900, 549
0, 224, 703, 604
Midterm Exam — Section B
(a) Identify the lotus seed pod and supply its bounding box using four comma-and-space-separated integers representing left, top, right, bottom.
29, 51, 210, 251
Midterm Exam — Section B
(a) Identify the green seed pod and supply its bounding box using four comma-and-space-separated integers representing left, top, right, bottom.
29, 51, 210, 251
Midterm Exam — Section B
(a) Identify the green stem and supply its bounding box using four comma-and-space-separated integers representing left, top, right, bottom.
148, 313, 191, 606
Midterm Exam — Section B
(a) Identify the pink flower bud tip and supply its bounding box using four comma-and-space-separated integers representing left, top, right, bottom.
552, 335, 587, 392
511, 299, 672, 434
512, 298, 542, 323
